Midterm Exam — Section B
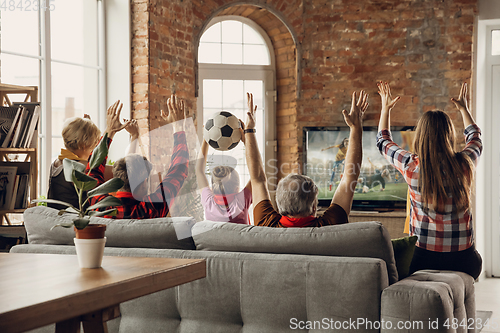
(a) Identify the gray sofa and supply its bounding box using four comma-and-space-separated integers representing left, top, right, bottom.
12, 206, 476, 333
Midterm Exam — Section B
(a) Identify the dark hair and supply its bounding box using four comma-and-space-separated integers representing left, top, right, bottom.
211, 166, 239, 195
112, 154, 153, 192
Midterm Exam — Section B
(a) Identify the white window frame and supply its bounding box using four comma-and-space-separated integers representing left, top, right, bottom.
475, 19, 500, 278
0, 2, 108, 196
197, 16, 277, 189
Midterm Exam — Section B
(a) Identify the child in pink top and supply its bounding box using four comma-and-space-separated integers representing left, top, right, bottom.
196, 139, 252, 224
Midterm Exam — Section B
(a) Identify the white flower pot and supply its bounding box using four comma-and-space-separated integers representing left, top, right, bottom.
74, 237, 107, 268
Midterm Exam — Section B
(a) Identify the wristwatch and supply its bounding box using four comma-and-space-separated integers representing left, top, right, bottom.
244, 129, 256, 134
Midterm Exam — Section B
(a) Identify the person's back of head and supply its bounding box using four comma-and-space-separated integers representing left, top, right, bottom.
211, 166, 239, 195
276, 173, 318, 217
413, 110, 473, 212
113, 154, 153, 198
62, 117, 101, 154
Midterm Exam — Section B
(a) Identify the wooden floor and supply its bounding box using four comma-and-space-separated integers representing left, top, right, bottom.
475, 278, 500, 333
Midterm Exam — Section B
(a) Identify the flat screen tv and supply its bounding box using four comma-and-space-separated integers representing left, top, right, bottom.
303, 126, 414, 211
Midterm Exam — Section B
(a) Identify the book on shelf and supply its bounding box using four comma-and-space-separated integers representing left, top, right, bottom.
14, 174, 29, 209
9, 175, 19, 210
0, 166, 18, 210
0, 162, 30, 209
9, 107, 28, 148
13, 102, 40, 148
0, 106, 23, 148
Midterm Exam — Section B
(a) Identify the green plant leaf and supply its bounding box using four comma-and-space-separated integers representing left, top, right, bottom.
50, 222, 75, 230
88, 208, 118, 217
32, 199, 78, 211
87, 178, 124, 198
89, 132, 109, 171
87, 196, 122, 211
57, 207, 79, 216
72, 170, 98, 191
73, 218, 90, 230
63, 158, 86, 183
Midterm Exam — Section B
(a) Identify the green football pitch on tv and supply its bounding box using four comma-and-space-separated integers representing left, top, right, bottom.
318, 182, 408, 201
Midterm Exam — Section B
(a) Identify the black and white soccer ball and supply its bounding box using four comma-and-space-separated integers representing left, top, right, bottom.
203, 111, 242, 151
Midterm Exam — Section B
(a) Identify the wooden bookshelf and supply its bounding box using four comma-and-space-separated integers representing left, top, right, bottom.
0, 83, 38, 107
0, 84, 38, 225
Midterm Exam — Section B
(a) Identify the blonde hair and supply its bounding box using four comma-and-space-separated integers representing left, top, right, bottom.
62, 118, 101, 152
211, 166, 239, 195
413, 110, 474, 213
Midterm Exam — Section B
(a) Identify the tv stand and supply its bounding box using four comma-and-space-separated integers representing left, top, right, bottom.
350, 210, 407, 239
318, 207, 407, 239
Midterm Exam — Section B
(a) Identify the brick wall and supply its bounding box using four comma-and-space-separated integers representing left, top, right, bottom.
132, 0, 478, 178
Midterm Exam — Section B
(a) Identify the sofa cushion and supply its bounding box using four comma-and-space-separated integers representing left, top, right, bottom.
23, 206, 196, 250
391, 235, 418, 279
193, 220, 398, 284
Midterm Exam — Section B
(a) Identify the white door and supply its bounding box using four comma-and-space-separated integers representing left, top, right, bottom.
492, 64, 500, 277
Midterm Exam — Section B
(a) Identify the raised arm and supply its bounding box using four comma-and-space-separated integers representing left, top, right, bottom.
195, 139, 210, 189
451, 82, 475, 128
124, 119, 140, 155
377, 81, 401, 132
87, 100, 130, 185
331, 91, 368, 216
321, 144, 340, 152
245, 93, 270, 206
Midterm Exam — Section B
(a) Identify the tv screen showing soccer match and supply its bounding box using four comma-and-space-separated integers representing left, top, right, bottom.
303, 126, 414, 210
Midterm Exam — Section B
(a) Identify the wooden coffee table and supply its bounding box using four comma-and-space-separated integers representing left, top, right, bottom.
0, 253, 206, 333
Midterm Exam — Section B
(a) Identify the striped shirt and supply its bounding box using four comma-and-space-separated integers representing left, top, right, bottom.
87, 131, 189, 219
376, 124, 482, 252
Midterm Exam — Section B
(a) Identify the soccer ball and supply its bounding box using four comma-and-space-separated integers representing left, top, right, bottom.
203, 111, 242, 151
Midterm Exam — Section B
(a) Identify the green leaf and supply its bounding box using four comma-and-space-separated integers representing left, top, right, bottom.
72, 170, 98, 191
88, 208, 118, 217
87, 196, 122, 211
50, 222, 75, 230
32, 199, 78, 210
89, 132, 109, 171
87, 178, 124, 198
63, 158, 86, 183
73, 218, 90, 230
57, 207, 79, 216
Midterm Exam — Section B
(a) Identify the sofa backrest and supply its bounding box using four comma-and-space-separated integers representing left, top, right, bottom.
23, 206, 196, 250
11, 244, 389, 333
193, 220, 399, 284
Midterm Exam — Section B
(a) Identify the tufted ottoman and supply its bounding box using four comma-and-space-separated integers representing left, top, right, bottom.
381, 270, 475, 333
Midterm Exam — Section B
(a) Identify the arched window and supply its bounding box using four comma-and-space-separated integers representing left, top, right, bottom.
197, 17, 276, 200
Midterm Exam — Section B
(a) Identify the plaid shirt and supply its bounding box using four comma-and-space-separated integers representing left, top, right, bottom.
376, 124, 482, 252
87, 132, 189, 219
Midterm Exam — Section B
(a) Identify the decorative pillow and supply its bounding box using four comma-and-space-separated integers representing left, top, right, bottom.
391, 235, 418, 279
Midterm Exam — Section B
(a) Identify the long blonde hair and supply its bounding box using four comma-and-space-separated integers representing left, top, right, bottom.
413, 111, 473, 213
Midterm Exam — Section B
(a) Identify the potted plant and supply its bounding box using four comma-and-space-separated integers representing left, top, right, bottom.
34, 133, 124, 268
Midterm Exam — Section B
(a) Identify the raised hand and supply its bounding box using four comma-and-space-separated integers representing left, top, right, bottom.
377, 81, 400, 112
238, 118, 246, 144
105, 100, 129, 139
451, 82, 469, 113
342, 90, 368, 129
245, 92, 257, 130
125, 119, 140, 139
161, 94, 187, 132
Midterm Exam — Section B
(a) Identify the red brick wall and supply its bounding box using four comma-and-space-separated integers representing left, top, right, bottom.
131, 0, 478, 178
